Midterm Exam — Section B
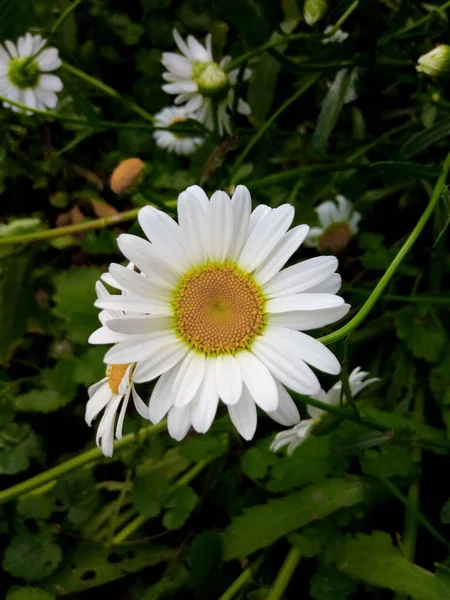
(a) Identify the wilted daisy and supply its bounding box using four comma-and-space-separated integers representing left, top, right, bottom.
304, 194, 361, 253
161, 30, 251, 136
270, 367, 380, 455
87, 281, 148, 457
91, 184, 350, 442
322, 26, 349, 44
153, 106, 203, 155
0, 32, 62, 113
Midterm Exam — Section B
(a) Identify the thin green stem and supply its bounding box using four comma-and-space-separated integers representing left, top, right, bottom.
49, 0, 85, 36
218, 557, 263, 600
0, 208, 141, 247
229, 73, 319, 179
267, 547, 302, 600
326, 1, 359, 37
61, 62, 155, 123
318, 151, 450, 345
111, 459, 210, 544
0, 421, 167, 505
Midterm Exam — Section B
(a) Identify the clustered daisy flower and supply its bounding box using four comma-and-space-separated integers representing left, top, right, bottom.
305, 194, 361, 253
161, 29, 251, 136
270, 367, 380, 455
87, 184, 350, 453
0, 32, 62, 113
153, 105, 204, 155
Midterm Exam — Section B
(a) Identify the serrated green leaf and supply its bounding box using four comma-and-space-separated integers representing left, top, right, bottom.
132, 471, 170, 518
0, 422, 44, 475
361, 444, 416, 479
395, 306, 447, 363
6, 587, 55, 600
222, 476, 369, 560
248, 52, 280, 123
241, 445, 277, 481
334, 531, 450, 600
52, 470, 101, 525
17, 494, 53, 520
141, 564, 190, 600
3, 527, 62, 582
310, 566, 357, 600
163, 486, 198, 530
180, 433, 228, 461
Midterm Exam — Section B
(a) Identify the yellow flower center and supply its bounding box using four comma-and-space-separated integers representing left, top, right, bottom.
107, 363, 131, 395
173, 263, 265, 355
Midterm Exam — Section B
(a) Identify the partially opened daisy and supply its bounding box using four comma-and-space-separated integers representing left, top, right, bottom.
0, 32, 62, 113
91, 184, 350, 442
87, 281, 148, 457
153, 106, 204, 155
304, 194, 361, 253
270, 367, 380, 455
161, 29, 251, 136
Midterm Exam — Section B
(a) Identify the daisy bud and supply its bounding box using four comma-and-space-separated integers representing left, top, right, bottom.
304, 0, 328, 26
110, 158, 147, 196
417, 45, 450, 79
193, 62, 230, 100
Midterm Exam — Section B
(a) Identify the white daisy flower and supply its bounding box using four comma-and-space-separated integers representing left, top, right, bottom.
304, 194, 361, 253
270, 367, 380, 455
0, 32, 62, 113
90, 184, 351, 442
161, 29, 251, 136
322, 26, 349, 45
86, 281, 148, 457
153, 105, 204, 155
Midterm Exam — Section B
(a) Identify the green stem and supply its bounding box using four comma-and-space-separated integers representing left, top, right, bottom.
0, 421, 167, 505
218, 557, 264, 600
61, 62, 155, 123
111, 459, 210, 544
229, 73, 320, 179
0, 208, 141, 247
267, 547, 302, 600
49, 0, 86, 36
380, 0, 450, 44
318, 151, 450, 346
326, 0, 359, 37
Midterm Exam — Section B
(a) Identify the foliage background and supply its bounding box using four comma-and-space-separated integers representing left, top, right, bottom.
0, 0, 450, 598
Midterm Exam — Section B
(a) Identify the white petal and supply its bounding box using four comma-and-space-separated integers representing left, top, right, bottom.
215, 354, 242, 405
34, 88, 58, 109
39, 74, 63, 92
115, 388, 131, 439
88, 377, 108, 398
255, 225, 309, 285
23, 89, 36, 110
266, 293, 344, 314
235, 351, 278, 412
252, 336, 320, 395
249, 204, 271, 231
190, 360, 219, 433
37, 47, 61, 71
138, 206, 188, 271
4, 40, 18, 58
237, 98, 251, 116
88, 325, 130, 344
162, 53, 192, 77
228, 387, 257, 440
263, 326, 341, 375
177, 190, 208, 265
172, 351, 206, 407
95, 294, 172, 316
108, 263, 170, 302
106, 316, 173, 335
304, 273, 342, 295
168, 405, 192, 441
264, 256, 339, 298
104, 332, 179, 364
132, 386, 150, 419
97, 395, 123, 457
187, 34, 211, 61
163, 81, 197, 94
316, 201, 339, 228
238, 204, 294, 272
149, 365, 180, 423
229, 185, 252, 260
207, 190, 234, 262
185, 185, 209, 209
266, 380, 300, 426
85, 382, 112, 426
173, 29, 192, 59
267, 304, 350, 331
133, 341, 189, 383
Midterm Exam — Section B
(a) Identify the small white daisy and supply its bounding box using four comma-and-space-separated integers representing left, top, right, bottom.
90, 184, 351, 442
153, 106, 204, 155
304, 194, 361, 253
270, 367, 380, 455
0, 32, 62, 113
322, 26, 349, 45
86, 281, 148, 457
161, 29, 251, 136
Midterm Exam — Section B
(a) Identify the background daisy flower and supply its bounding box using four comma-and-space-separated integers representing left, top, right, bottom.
153, 106, 204, 155
161, 29, 251, 136
91, 184, 350, 442
0, 32, 62, 113
270, 367, 380, 455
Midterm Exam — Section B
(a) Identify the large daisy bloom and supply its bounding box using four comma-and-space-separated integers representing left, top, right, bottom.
270, 367, 380, 455
0, 32, 62, 113
304, 194, 361, 253
153, 105, 204, 155
91, 185, 350, 442
161, 29, 251, 136
87, 281, 148, 457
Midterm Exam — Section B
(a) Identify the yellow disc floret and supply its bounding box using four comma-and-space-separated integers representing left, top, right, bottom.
107, 363, 131, 394
174, 263, 266, 355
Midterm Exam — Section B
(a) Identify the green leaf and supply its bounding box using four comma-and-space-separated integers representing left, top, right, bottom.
313, 70, 352, 155
41, 543, 173, 595
163, 486, 198, 530
0, 250, 38, 363
141, 564, 190, 600
52, 267, 101, 344
188, 531, 222, 593
6, 587, 55, 600
400, 116, 450, 158
386, 345, 416, 409
248, 52, 280, 123
3, 527, 62, 582
360, 444, 416, 479
73, 346, 107, 386
222, 476, 369, 560
310, 566, 357, 600
180, 433, 228, 461
241, 445, 278, 481
52, 470, 101, 525
440, 499, 450, 524
395, 306, 447, 363
430, 354, 450, 407
132, 472, 171, 518
0, 422, 44, 475
17, 495, 53, 520
333, 531, 450, 600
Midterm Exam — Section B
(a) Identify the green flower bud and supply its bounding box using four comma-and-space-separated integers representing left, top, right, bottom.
304, 0, 328, 26
192, 61, 230, 100
417, 45, 450, 79
8, 58, 40, 89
